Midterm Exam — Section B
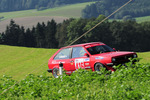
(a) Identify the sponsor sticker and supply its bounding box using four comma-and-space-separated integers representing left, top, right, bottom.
84, 58, 90, 61
59, 55, 67, 58
85, 66, 91, 69
52, 61, 65, 64
66, 71, 72, 74
95, 56, 104, 60
75, 59, 84, 69
52, 61, 57, 64
85, 63, 90, 66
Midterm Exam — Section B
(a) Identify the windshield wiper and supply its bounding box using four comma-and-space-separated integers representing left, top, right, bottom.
104, 50, 110, 52
101, 51, 110, 53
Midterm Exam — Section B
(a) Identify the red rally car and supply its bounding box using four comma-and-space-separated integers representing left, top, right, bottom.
48, 42, 137, 78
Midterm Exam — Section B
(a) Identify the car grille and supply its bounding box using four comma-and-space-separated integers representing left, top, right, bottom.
115, 55, 133, 63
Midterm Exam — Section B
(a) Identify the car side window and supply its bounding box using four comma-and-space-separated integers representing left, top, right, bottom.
72, 47, 87, 58
54, 48, 71, 60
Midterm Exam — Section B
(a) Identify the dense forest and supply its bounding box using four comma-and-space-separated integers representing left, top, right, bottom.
82, 0, 150, 19
0, 0, 97, 12
0, 15, 150, 52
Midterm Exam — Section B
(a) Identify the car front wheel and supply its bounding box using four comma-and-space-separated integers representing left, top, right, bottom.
94, 63, 104, 71
52, 68, 60, 78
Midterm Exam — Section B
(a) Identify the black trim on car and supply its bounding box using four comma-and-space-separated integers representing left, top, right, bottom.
47, 69, 52, 73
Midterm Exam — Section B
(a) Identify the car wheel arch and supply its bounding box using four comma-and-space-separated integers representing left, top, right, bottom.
53, 65, 59, 69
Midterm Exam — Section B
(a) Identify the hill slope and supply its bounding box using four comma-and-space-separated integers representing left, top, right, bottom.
0, 45, 58, 80
0, 2, 95, 33
0, 45, 149, 80
0, 0, 97, 12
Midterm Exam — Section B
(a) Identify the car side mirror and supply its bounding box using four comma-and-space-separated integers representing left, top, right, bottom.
113, 48, 116, 51
84, 53, 89, 57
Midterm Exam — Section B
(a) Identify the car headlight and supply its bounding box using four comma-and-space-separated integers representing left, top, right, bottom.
112, 58, 116, 62
133, 54, 137, 58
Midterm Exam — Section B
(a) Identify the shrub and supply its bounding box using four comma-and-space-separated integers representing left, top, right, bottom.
0, 62, 150, 99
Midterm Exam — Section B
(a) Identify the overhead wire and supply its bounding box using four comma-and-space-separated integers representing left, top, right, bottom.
0, 0, 132, 96
69, 0, 133, 46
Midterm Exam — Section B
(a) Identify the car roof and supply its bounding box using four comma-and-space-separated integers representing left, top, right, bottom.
61, 42, 105, 49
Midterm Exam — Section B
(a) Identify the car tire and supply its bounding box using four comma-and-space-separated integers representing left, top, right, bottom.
52, 68, 59, 78
94, 63, 104, 71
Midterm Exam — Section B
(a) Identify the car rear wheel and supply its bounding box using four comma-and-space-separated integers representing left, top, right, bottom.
52, 68, 60, 78
94, 63, 104, 71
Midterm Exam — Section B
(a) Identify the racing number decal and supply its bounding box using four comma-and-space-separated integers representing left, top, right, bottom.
75, 59, 84, 69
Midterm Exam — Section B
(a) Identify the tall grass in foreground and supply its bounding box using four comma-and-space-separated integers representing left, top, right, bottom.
0, 61, 149, 99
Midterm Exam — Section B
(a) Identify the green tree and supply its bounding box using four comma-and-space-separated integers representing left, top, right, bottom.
65, 18, 88, 45
35, 22, 46, 48
45, 19, 58, 48
4, 20, 21, 46
18, 26, 26, 46
82, 0, 150, 19
56, 18, 74, 48
0, 33, 2, 44
83, 15, 111, 44
25, 28, 36, 47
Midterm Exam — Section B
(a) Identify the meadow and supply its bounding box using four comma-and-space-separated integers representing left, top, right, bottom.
0, 45, 149, 99
0, 45, 149, 80
0, 45, 57, 80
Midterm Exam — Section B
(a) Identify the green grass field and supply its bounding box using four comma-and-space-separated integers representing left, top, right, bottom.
0, 45, 149, 80
0, 45, 58, 80
137, 52, 150, 63
0, 2, 95, 20
135, 16, 150, 23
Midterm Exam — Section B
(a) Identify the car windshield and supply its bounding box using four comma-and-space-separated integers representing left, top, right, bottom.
86, 45, 115, 55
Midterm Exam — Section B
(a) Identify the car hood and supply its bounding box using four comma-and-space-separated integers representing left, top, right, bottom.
93, 51, 135, 58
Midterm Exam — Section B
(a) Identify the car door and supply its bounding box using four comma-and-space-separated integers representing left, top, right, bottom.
53, 47, 72, 71
69, 47, 91, 71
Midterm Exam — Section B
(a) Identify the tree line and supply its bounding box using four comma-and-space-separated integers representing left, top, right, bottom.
82, 0, 150, 19
0, 19, 58, 48
0, 0, 97, 12
0, 15, 150, 52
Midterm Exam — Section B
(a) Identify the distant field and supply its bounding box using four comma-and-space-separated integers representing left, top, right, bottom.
0, 45, 149, 80
135, 16, 150, 23
0, 16, 68, 33
0, 2, 95, 19
0, 2, 95, 33
0, 2, 150, 33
